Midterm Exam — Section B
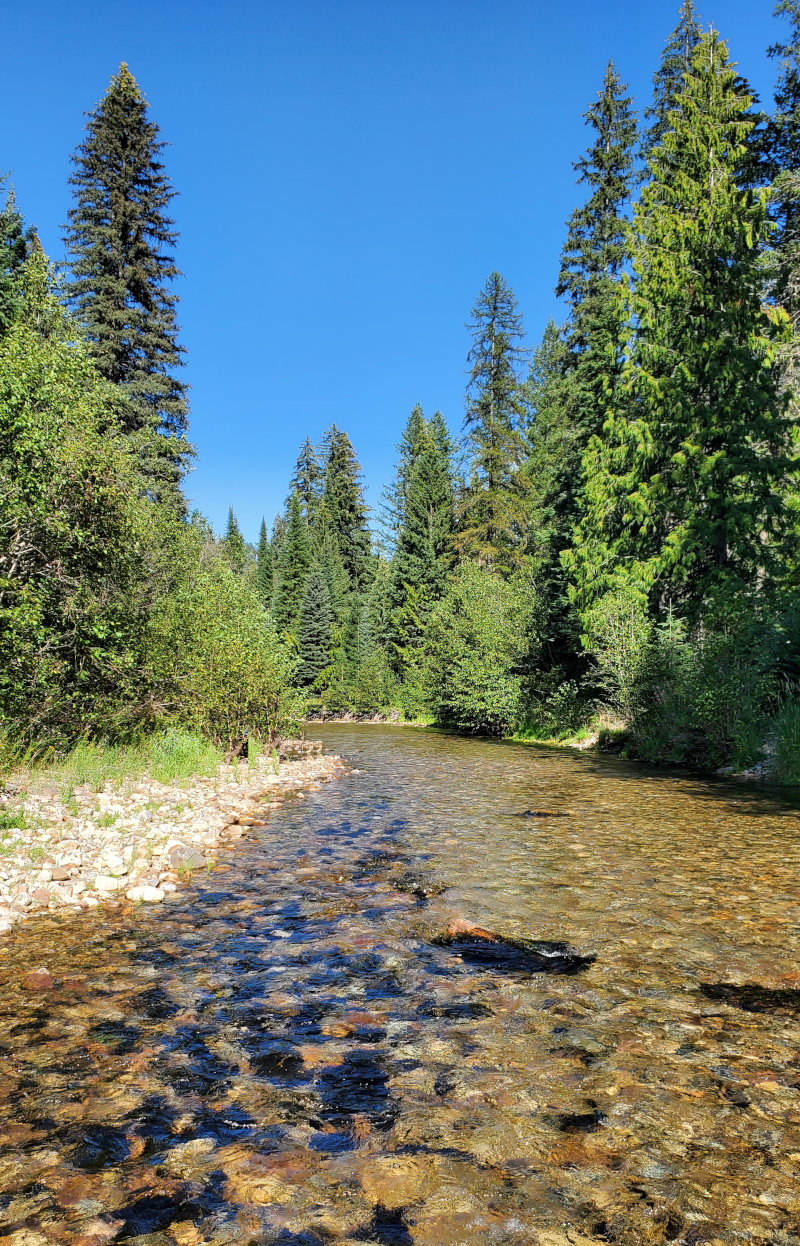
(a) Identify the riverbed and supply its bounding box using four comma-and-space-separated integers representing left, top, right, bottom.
1, 724, 799, 1245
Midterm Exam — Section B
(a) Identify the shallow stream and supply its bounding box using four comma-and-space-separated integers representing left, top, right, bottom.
2, 725, 800, 1245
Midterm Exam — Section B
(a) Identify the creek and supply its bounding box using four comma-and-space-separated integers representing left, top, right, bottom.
1, 724, 800, 1245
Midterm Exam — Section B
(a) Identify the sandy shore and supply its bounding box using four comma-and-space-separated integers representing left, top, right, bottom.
0, 742, 347, 936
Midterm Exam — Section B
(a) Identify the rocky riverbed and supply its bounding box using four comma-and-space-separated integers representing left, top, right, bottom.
0, 742, 346, 937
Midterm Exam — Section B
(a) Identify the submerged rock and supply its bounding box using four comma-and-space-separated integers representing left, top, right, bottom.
22, 966, 54, 991
513, 809, 571, 818
433, 918, 595, 976
699, 982, 800, 1014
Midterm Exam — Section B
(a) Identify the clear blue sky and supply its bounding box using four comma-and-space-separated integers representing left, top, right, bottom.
0, 0, 781, 541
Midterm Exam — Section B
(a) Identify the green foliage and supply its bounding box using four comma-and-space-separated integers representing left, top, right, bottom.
321, 425, 373, 590
457, 272, 528, 571
291, 436, 324, 525
272, 492, 312, 634
256, 518, 273, 603
569, 32, 792, 618
223, 507, 248, 573
35, 729, 222, 793
388, 407, 455, 672
424, 564, 538, 734
0, 252, 162, 751
297, 562, 334, 686
63, 63, 191, 501
148, 546, 303, 745
0, 179, 33, 336
773, 697, 800, 782
643, 0, 703, 157
557, 61, 636, 450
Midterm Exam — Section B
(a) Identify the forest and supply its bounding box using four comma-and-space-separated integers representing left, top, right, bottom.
3, 0, 800, 779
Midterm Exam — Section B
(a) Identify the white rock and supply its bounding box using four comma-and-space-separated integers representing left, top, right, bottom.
94, 874, 124, 892
126, 885, 165, 903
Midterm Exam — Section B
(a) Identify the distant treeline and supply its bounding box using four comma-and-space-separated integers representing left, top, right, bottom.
4, 4, 800, 778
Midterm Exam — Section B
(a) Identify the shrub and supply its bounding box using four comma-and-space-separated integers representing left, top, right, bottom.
424, 564, 538, 734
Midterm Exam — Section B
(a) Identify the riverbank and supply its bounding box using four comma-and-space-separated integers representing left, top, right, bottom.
0, 740, 346, 937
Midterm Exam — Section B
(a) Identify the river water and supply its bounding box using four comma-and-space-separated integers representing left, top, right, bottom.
2, 725, 800, 1246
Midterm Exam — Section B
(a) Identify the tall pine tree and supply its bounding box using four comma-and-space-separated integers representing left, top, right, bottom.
764, 1, 800, 386
643, 0, 703, 158
321, 425, 373, 590
222, 508, 247, 573
0, 180, 33, 336
297, 562, 334, 686
63, 64, 190, 499
556, 62, 636, 455
388, 411, 455, 669
290, 436, 324, 526
457, 272, 528, 570
256, 518, 273, 604
569, 32, 792, 617
272, 492, 312, 633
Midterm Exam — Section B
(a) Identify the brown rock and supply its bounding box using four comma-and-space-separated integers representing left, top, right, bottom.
22, 967, 54, 991
51, 866, 71, 881
30, 888, 51, 908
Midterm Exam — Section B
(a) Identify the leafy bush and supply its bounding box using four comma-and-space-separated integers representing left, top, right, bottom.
424, 564, 538, 734
0, 255, 165, 752
148, 548, 304, 745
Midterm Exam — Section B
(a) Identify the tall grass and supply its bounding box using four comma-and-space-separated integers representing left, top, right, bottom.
31, 729, 224, 796
773, 700, 800, 785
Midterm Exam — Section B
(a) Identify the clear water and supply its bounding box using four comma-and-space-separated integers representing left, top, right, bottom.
2, 725, 800, 1245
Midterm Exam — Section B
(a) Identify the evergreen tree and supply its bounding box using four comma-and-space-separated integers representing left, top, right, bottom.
457, 272, 528, 570
296, 562, 334, 686
256, 518, 273, 604
569, 32, 792, 618
222, 507, 247, 573
321, 425, 373, 589
643, 0, 703, 157
271, 512, 288, 572
272, 492, 312, 633
379, 403, 428, 547
0, 180, 33, 336
556, 62, 636, 453
388, 412, 455, 667
763, 0, 800, 385
63, 63, 190, 498
290, 436, 323, 525
522, 319, 575, 574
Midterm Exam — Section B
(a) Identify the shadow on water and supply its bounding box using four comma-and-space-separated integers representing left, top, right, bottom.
1, 723, 800, 1243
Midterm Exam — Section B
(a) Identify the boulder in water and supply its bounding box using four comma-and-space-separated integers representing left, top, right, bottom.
700, 982, 800, 1014
433, 918, 595, 976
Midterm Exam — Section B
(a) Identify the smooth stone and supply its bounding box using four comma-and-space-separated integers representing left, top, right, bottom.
94, 875, 124, 892
126, 885, 165, 903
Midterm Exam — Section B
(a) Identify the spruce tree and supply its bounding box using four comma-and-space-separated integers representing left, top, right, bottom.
457, 272, 528, 570
272, 492, 312, 633
522, 319, 575, 574
63, 63, 190, 498
256, 518, 273, 604
222, 508, 247, 573
556, 62, 636, 453
643, 0, 703, 157
0, 181, 33, 336
297, 562, 334, 685
764, 0, 800, 383
290, 436, 323, 525
388, 412, 455, 667
321, 425, 373, 589
379, 403, 428, 547
569, 32, 792, 617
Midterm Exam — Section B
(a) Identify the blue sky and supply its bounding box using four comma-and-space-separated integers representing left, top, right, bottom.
1, 0, 781, 541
